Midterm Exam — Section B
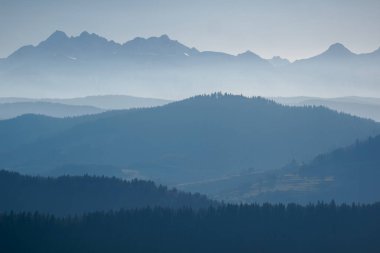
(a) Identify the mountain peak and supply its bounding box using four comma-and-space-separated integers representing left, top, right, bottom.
76, 31, 108, 43
159, 34, 170, 40
122, 34, 194, 55
237, 50, 263, 60
36, 30, 70, 49
239, 50, 256, 56
78, 31, 104, 39
79, 31, 91, 37
324, 43, 353, 56
328, 43, 347, 50
236, 50, 268, 65
45, 30, 69, 42
127, 34, 174, 44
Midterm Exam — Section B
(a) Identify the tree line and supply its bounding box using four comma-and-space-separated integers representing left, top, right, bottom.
1, 202, 379, 253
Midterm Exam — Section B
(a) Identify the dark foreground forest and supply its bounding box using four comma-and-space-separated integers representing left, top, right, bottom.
1, 203, 380, 253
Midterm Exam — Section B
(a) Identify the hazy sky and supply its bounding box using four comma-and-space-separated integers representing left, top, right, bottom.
1, 0, 380, 60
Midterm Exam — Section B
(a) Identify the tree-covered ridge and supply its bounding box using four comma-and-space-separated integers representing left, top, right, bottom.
0, 170, 214, 216
1, 93, 379, 188
302, 134, 380, 177
255, 134, 380, 203
212, 135, 380, 203
1, 202, 380, 253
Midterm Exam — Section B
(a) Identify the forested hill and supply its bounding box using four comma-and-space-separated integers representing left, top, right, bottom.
297, 134, 380, 202
1, 94, 379, 186
1, 203, 380, 253
254, 134, 380, 203
0, 171, 213, 216
227, 135, 380, 204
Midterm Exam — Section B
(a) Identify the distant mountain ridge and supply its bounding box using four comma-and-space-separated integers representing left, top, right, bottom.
0, 102, 104, 119
5, 30, 379, 62
272, 96, 380, 122
0, 95, 171, 119
1, 31, 379, 98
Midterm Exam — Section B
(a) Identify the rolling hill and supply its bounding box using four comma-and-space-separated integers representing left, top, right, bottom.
0, 94, 379, 190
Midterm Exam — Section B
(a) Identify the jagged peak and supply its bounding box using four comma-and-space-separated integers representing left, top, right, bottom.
74, 31, 112, 45
78, 31, 104, 40
127, 34, 173, 43
121, 34, 195, 55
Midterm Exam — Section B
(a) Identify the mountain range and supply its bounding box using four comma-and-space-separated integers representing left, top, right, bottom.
0, 31, 379, 98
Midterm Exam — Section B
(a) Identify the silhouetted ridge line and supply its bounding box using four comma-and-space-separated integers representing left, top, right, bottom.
0, 170, 215, 216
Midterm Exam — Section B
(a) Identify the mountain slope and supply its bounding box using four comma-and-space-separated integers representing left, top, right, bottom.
0, 115, 86, 154
0, 111, 117, 154
296, 135, 380, 202
1, 94, 379, 187
0, 170, 213, 215
211, 135, 380, 203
